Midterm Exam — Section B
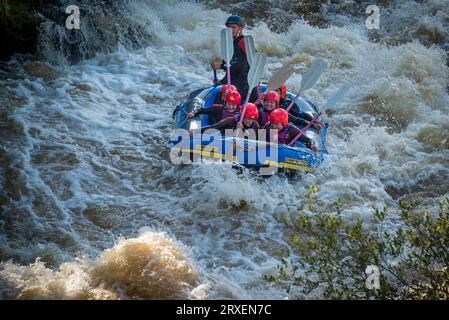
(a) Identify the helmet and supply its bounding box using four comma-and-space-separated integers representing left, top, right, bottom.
220, 84, 237, 94
263, 91, 280, 106
225, 91, 241, 105
243, 103, 258, 120
225, 15, 245, 27
269, 108, 288, 126
277, 84, 287, 99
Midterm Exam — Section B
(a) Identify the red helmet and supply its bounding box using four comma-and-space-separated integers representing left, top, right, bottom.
269, 108, 288, 126
263, 91, 280, 106
220, 84, 237, 94
243, 103, 258, 120
277, 84, 287, 99
225, 91, 241, 105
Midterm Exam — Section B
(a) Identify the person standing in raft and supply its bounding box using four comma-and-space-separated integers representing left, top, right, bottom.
210, 15, 258, 103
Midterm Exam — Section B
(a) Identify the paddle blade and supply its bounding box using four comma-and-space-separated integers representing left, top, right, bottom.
221, 28, 234, 65
300, 58, 326, 92
247, 52, 267, 91
323, 82, 352, 110
244, 35, 256, 66
266, 65, 295, 92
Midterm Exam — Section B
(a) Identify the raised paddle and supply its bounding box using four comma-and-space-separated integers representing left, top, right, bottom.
244, 35, 256, 66
221, 28, 234, 88
286, 59, 327, 113
253, 64, 296, 105
239, 52, 267, 125
287, 83, 352, 147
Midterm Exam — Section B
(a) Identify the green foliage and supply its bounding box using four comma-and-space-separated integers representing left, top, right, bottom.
0, 0, 41, 30
264, 186, 449, 299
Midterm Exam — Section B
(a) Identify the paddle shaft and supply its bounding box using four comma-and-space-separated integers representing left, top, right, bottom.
286, 93, 300, 112
238, 93, 252, 125
288, 111, 321, 146
254, 85, 262, 105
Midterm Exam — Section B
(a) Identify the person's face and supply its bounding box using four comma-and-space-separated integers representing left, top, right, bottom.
243, 118, 254, 127
228, 24, 242, 37
263, 100, 277, 111
272, 122, 285, 131
226, 102, 238, 112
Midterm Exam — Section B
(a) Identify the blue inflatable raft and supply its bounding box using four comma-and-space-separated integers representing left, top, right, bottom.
170, 84, 328, 174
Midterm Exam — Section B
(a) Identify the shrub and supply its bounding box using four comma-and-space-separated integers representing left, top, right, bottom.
264, 186, 449, 299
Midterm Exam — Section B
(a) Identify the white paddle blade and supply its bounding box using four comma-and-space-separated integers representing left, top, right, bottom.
244, 35, 256, 66
247, 52, 267, 91
266, 65, 295, 92
300, 58, 327, 92
323, 83, 352, 110
221, 28, 234, 65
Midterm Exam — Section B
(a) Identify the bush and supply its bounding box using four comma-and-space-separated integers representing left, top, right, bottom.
264, 186, 449, 299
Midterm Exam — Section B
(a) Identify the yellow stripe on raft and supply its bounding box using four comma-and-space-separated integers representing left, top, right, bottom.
171, 148, 315, 172
262, 160, 315, 172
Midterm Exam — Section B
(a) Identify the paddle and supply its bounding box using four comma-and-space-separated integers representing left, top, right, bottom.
244, 35, 264, 101
253, 64, 296, 105
244, 35, 255, 66
286, 59, 327, 113
287, 83, 352, 147
239, 52, 267, 125
221, 28, 234, 88
266, 65, 295, 93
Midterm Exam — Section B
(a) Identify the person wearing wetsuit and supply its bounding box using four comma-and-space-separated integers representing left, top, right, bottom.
214, 84, 237, 105
199, 103, 259, 135
211, 15, 258, 103
276, 83, 325, 130
187, 90, 240, 125
263, 108, 318, 151
257, 91, 311, 128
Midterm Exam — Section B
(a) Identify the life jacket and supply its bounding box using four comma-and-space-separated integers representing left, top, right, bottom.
258, 107, 270, 126
229, 35, 249, 79
268, 125, 289, 144
278, 126, 289, 144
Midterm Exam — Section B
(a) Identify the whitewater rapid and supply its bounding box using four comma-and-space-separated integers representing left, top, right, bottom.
0, 0, 448, 299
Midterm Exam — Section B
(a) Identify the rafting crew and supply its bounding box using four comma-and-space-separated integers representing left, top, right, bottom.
211, 15, 258, 103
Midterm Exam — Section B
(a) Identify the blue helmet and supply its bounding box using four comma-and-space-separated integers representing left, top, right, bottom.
225, 15, 245, 27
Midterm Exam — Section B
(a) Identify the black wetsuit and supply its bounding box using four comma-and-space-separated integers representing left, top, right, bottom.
257, 106, 310, 128
201, 113, 259, 135
192, 104, 237, 125
220, 35, 258, 103
263, 123, 313, 148
279, 98, 314, 122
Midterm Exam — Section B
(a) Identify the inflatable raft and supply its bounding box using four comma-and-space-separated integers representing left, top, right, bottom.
169, 84, 328, 174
